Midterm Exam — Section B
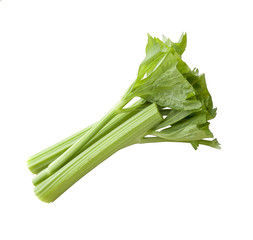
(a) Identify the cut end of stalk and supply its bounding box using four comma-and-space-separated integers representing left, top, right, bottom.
27, 150, 66, 174
32, 168, 51, 186
27, 159, 47, 175
27, 157, 36, 174
34, 191, 51, 203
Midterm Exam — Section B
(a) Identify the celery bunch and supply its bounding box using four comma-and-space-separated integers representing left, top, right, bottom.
28, 33, 220, 203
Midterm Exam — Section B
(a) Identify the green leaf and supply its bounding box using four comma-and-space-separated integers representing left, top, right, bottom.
137, 34, 168, 81
171, 111, 207, 128
191, 138, 221, 150
155, 108, 197, 130
163, 32, 187, 55
129, 53, 201, 110
151, 123, 213, 142
136, 33, 187, 82
176, 32, 187, 55
176, 58, 216, 120
152, 123, 213, 142
151, 112, 214, 142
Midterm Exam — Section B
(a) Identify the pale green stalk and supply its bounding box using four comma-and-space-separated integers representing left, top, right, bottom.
28, 99, 146, 175
32, 100, 134, 185
34, 103, 163, 202
27, 126, 93, 174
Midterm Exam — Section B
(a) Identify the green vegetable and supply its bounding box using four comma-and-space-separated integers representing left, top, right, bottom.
35, 103, 163, 202
28, 33, 220, 203
27, 99, 146, 174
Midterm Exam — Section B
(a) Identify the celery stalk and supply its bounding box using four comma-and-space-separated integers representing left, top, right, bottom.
27, 126, 93, 174
34, 103, 163, 203
28, 100, 146, 174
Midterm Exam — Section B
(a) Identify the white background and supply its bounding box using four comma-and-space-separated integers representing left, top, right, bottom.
0, 0, 252, 239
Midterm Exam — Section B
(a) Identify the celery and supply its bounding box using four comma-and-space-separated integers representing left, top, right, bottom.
28, 33, 220, 203
28, 99, 146, 174
27, 126, 92, 174
35, 103, 163, 203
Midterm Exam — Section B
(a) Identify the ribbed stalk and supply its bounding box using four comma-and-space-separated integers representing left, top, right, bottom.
29, 100, 146, 175
27, 126, 93, 174
34, 103, 163, 203
139, 137, 170, 144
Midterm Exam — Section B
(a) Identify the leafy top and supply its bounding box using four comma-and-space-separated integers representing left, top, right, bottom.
123, 33, 219, 149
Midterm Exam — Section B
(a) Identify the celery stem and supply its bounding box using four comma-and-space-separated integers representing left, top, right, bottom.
32, 100, 128, 185
34, 103, 163, 203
